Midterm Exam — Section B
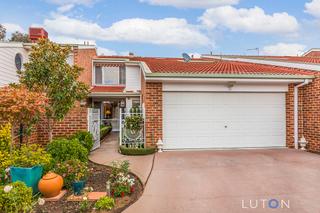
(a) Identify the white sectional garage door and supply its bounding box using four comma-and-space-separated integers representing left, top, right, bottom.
163, 92, 286, 149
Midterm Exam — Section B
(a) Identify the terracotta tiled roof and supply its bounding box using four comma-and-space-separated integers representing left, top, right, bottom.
96, 55, 315, 76
304, 51, 320, 57
90, 85, 125, 93
217, 55, 320, 65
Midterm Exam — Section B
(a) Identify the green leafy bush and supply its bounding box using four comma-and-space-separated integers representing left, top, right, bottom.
47, 138, 88, 163
94, 196, 115, 211
70, 131, 94, 152
119, 146, 156, 156
0, 123, 11, 152
0, 151, 12, 185
54, 159, 89, 188
0, 181, 33, 212
100, 125, 112, 139
12, 144, 52, 170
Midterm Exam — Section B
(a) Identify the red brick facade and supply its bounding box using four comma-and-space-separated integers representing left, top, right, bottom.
302, 75, 320, 152
142, 80, 163, 147
286, 76, 320, 152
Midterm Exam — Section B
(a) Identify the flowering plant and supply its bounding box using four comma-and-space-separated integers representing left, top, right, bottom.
108, 160, 135, 197
55, 159, 89, 188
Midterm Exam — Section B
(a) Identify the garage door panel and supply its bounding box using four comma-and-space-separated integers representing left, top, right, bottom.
163, 92, 286, 149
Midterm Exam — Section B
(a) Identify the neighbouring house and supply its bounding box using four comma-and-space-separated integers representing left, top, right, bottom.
0, 27, 96, 144
1, 28, 320, 152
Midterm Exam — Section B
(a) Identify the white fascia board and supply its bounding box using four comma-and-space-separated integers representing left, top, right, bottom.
145, 77, 308, 83
205, 56, 320, 72
89, 92, 140, 97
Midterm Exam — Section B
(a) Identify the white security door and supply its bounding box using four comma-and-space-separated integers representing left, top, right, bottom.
163, 92, 286, 149
88, 108, 101, 151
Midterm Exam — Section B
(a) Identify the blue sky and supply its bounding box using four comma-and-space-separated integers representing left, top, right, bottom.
1, 0, 319, 57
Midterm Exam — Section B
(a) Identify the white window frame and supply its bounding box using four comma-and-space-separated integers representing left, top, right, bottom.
94, 66, 121, 86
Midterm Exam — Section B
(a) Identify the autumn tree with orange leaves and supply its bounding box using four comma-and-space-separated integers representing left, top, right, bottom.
0, 85, 48, 144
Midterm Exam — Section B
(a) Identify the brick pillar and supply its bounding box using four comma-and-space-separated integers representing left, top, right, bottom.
286, 84, 294, 148
286, 83, 305, 149
144, 82, 162, 147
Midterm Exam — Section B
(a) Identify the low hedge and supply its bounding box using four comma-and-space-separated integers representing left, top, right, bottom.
100, 125, 112, 139
119, 146, 156, 156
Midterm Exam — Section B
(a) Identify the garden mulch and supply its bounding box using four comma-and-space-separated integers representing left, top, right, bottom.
34, 161, 143, 213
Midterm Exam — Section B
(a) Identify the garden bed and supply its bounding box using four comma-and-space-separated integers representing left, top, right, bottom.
34, 161, 143, 213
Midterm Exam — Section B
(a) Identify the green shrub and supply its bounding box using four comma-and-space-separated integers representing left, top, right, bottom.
0, 181, 33, 212
47, 138, 88, 163
12, 144, 52, 170
119, 146, 156, 156
100, 125, 112, 139
0, 151, 12, 185
54, 159, 89, 188
0, 123, 11, 152
70, 131, 94, 152
94, 196, 115, 210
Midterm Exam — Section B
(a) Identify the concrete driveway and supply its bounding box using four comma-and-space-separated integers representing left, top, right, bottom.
125, 149, 320, 213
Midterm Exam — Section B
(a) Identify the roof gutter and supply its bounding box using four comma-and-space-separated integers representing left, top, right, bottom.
294, 79, 311, 149
145, 73, 314, 82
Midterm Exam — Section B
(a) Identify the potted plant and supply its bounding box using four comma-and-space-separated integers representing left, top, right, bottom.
55, 159, 89, 195
10, 145, 52, 193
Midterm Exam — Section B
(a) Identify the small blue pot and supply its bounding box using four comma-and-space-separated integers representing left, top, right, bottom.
10, 165, 43, 194
72, 180, 86, 195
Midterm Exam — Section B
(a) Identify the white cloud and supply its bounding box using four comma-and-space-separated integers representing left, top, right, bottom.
199, 6, 299, 34
261, 43, 306, 56
43, 15, 210, 46
57, 4, 75, 13
2, 23, 25, 34
97, 47, 117, 56
305, 0, 320, 18
139, 0, 239, 8
49, 35, 96, 45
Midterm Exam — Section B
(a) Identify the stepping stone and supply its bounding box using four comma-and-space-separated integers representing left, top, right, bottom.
43, 190, 67, 202
67, 192, 107, 201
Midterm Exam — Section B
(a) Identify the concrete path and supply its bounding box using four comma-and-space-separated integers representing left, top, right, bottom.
125, 149, 320, 213
89, 133, 154, 185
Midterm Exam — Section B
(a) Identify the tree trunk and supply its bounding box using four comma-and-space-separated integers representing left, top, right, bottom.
47, 117, 53, 142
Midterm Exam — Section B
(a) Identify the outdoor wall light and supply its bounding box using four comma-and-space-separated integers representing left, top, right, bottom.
120, 99, 126, 108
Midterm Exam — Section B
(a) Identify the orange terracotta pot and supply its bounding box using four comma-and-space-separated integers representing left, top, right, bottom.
38, 172, 64, 198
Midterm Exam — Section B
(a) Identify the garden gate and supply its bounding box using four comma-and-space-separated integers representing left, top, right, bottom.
119, 108, 145, 148
88, 108, 100, 151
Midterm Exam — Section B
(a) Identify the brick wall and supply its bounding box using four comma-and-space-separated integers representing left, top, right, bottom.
36, 102, 88, 144
287, 76, 320, 152
74, 47, 97, 85
302, 75, 320, 152
142, 81, 163, 147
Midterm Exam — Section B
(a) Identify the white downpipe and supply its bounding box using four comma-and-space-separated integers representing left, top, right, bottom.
294, 79, 310, 149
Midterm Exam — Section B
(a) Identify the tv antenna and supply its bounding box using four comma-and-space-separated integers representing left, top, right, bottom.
246, 48, 260, 56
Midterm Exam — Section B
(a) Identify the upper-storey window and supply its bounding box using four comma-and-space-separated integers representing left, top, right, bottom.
94, 65, 126, 85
